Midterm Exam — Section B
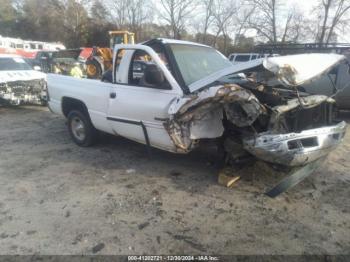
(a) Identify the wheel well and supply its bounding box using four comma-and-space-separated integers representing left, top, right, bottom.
61, 97, 89, 118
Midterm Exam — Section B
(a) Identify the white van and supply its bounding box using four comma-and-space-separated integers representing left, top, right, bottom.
228, 53, 275, 64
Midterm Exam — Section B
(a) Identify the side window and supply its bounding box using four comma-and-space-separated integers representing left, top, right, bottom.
132, 60, 147, 80
128, 49, 171, 90
235, 55, 250, 62
129, 50, 151, 85
251, 55, 257, 60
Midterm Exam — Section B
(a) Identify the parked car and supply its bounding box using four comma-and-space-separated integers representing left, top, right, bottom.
47, 39, 346, 171
24, 51, 56, 73
0, 54, 47, 105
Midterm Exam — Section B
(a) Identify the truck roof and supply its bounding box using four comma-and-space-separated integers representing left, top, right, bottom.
143, 38, 210, 48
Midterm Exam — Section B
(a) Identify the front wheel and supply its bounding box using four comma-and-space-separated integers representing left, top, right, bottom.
67, 110, 98, 147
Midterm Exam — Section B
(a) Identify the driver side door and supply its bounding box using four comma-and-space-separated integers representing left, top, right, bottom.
106, 45, 183, 152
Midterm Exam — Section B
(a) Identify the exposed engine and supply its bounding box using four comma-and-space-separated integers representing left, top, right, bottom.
226, 80, 337, 135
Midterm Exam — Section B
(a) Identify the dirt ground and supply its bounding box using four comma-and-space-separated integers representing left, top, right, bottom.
0, 105, 349, 255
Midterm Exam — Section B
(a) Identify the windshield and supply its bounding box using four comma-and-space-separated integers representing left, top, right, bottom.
0, 57, 32, 71
170, 44, 232, 86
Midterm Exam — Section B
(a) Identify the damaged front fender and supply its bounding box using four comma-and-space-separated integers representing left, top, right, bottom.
165, 84, 265, 152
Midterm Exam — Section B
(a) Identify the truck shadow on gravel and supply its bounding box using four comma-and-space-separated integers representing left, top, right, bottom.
77, 131, 324, 198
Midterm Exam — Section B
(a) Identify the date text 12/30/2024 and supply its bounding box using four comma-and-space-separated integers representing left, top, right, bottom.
128, 256, 220, 261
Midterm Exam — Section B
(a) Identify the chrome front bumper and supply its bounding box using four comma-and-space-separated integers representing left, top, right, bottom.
243, 121, 347, 166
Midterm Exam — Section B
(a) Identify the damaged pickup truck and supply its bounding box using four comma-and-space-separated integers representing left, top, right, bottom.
0, 54, 47, 105
47, 39, 346, 194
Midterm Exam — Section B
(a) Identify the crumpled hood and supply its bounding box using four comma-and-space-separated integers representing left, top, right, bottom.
188, 53, 345, 92
263, 53, 345, 86
0, 70, 46, 84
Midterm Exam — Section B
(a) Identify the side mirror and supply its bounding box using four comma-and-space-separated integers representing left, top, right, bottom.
144, 64, 165, 86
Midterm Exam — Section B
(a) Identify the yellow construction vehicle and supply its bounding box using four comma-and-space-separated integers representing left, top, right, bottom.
86, 31, 135, 79
109, 31, 135, 48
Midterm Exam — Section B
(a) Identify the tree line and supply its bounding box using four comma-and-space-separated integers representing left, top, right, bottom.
0, 0, 349, 55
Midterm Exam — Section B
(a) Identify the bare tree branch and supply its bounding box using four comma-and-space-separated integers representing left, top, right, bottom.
316, 0, 350, 43
158, 0, 193, 39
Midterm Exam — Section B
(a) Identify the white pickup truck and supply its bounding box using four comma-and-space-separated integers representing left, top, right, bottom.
47, 38, 346, 169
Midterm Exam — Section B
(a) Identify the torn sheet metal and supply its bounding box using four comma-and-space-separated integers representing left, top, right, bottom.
263, 53, 345, 86
272, 95, 334, 113
166, 84, 265, 152
268, 95, 336, 129
189, 108, 224, 139
168, 84, 263, 119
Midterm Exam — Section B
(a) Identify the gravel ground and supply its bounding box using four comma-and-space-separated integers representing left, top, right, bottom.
0, 105, 349, 255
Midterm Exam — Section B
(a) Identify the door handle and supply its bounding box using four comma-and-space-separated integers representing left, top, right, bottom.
110, 92, 117, 99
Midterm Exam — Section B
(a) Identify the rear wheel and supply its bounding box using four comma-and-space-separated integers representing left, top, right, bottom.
86, 59, 102, 79
67, 110, 98, 147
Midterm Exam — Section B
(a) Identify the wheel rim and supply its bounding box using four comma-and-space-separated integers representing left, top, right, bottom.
71, 116, 86, 141
87, 64, 97, 76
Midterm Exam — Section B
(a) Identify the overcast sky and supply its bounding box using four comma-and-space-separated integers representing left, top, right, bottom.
156, 0, 350, 43
242, 0, 350, 42
290, 0, 350, 42
291, 0, 318, 9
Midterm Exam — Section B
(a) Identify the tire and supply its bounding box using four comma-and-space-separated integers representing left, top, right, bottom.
67, 110, 98, 147
86, 59, 102, 79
